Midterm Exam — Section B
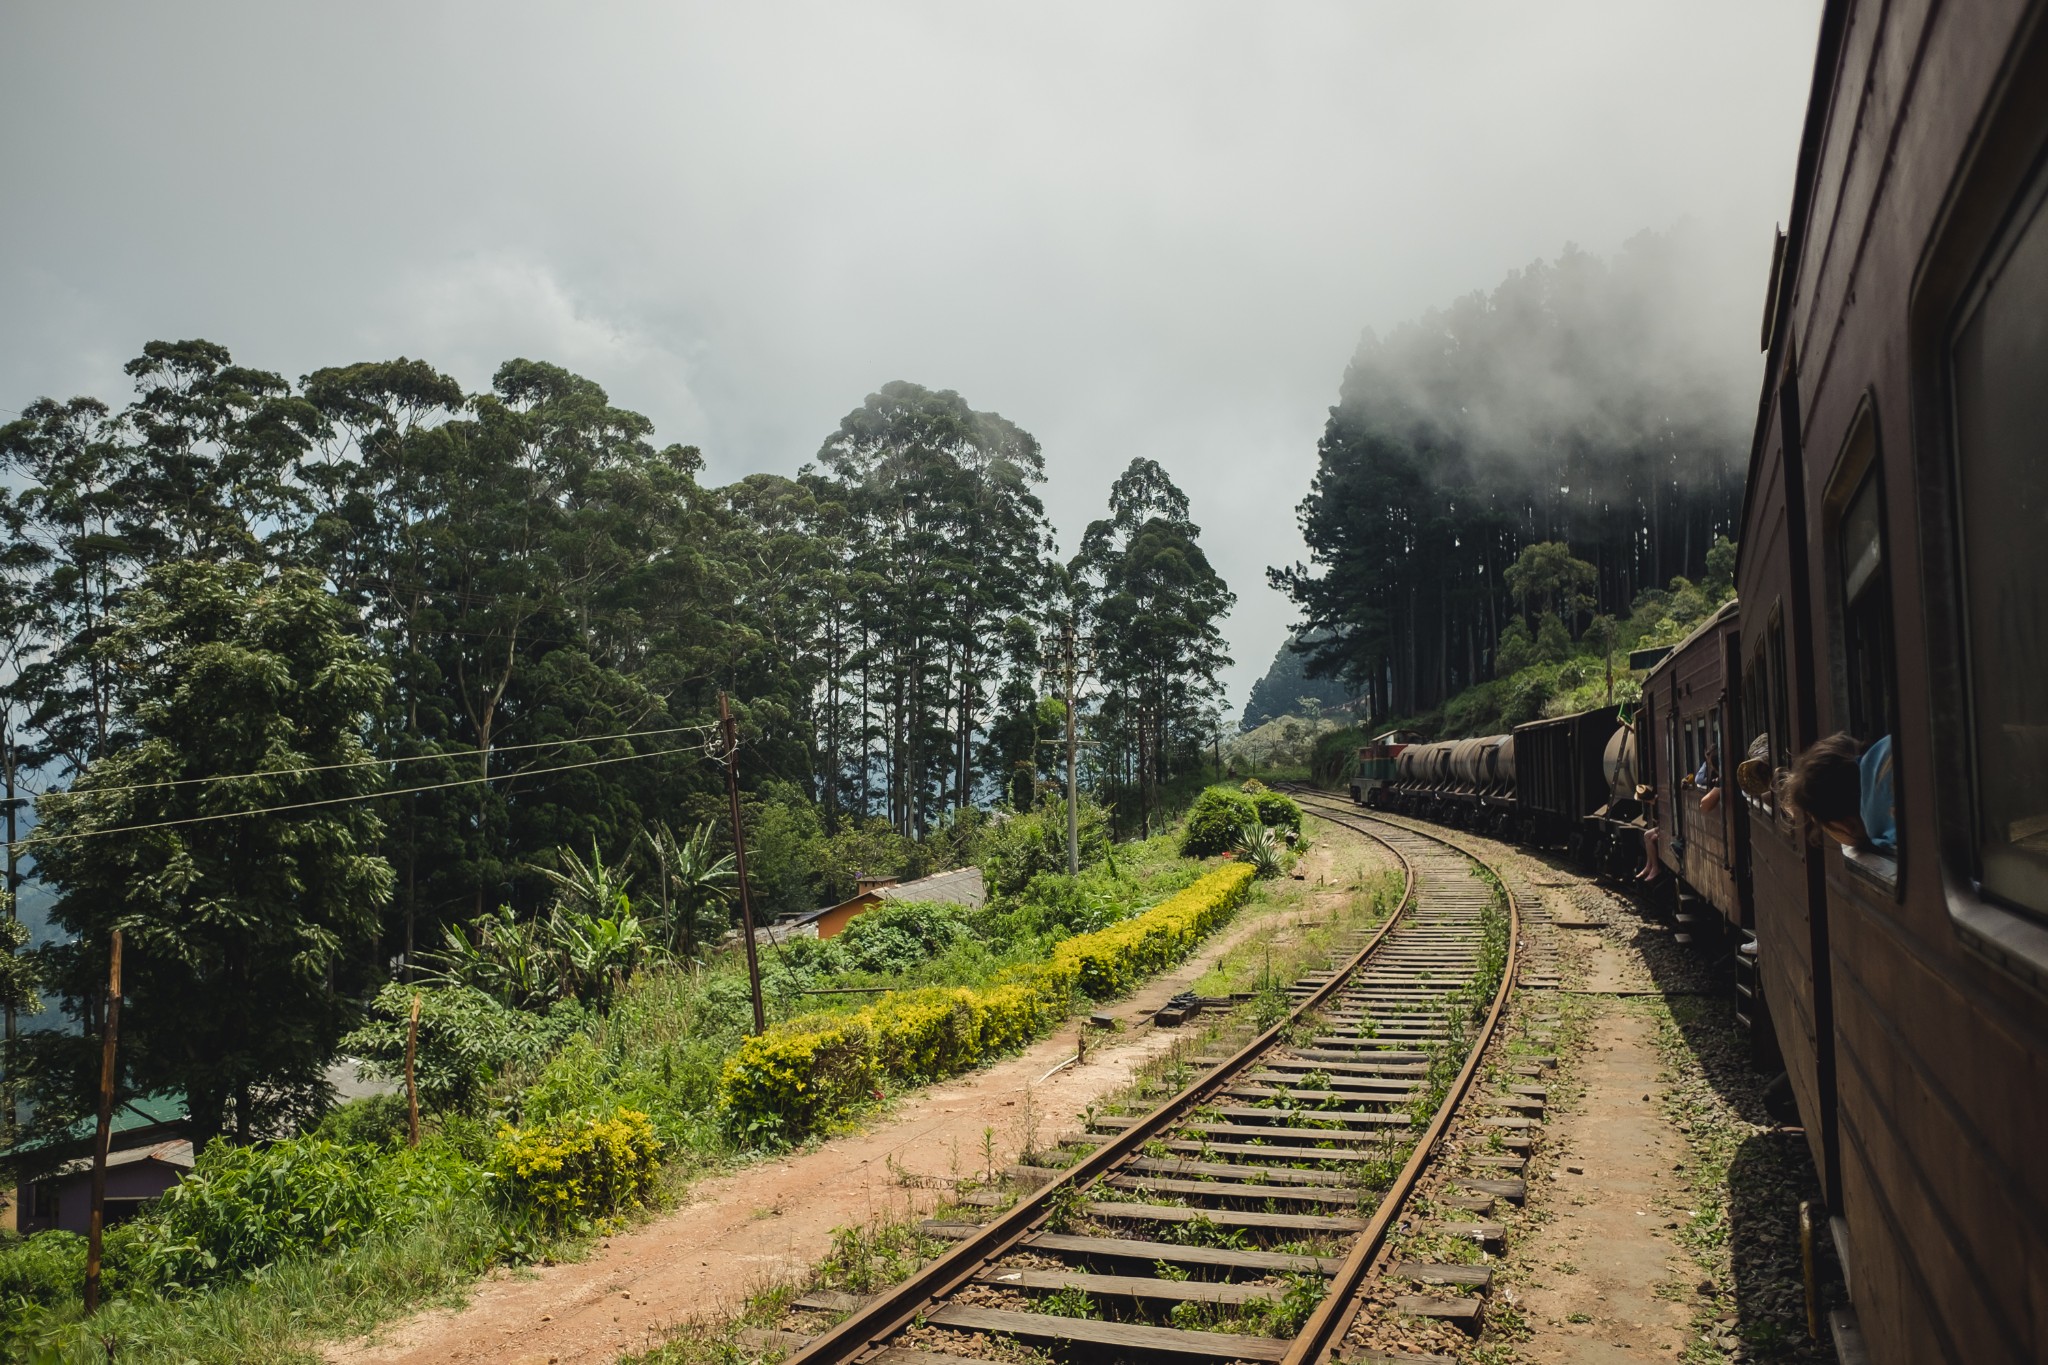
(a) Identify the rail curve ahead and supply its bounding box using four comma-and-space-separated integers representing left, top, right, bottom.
780, 801, 1522, 1365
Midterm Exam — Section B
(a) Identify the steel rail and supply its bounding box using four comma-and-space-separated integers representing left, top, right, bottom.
1277, 789, 1522, 1362
786, 796, 1520, 1365
785, 829, 1419, 1365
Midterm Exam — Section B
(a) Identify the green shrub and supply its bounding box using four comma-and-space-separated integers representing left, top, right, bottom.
1309, 725, 1368, 786
342, 983, 587, 1115
1249, 791, 1301, 831
312, 1091, 412, 1147
978, 796, 1111, 896
1179, 787, 1258, 856
0, 1226, 148, 1315
835, 899, 972, 974
721, 863, 1257, 1139
490, 1107, 663, 1235
138, 1137, 484, 1293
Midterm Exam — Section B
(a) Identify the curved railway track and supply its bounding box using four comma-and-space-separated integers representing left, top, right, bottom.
780, 802, 1526, 1365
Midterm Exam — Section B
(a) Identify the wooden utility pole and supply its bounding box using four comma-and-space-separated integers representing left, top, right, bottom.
85, 930, 122, 1314
1060, 623, 1082, 877
3, 727, 19, 1147
720, 692, 767, 1035
405, 992, 421, 1147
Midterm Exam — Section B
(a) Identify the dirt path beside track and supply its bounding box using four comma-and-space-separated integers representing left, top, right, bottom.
327, 835, 1383, 1365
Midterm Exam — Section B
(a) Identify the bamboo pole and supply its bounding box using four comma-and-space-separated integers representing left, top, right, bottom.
405, 991, 421, 1147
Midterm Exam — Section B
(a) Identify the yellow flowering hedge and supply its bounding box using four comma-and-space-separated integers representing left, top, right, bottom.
721, 862, 1255, 1138
490, 1106, 663, 1232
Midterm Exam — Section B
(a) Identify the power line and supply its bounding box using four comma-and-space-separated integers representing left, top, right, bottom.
60, 719, 712, 800
8, 738, 713, 854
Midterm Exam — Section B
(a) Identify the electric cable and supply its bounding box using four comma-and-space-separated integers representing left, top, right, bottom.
7, 738, 712, 854
63, 719, 713, 800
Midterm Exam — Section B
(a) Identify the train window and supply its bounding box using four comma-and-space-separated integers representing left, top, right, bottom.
1743, 648, 1773, 811
1768, 607, 1791, 772
1949, 165, 2048, 917
1836, 464, 1897, 744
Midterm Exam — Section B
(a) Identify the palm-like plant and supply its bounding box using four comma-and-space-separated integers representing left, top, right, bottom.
536, 842, 648, 1010
643, 822, 736, 958
1232, 821, 1286, 879
417, 902, 559, 1009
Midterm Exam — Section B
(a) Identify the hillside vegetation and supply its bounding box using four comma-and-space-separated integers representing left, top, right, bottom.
0, 791, 1299, 1361
1273, 229, 1748, 721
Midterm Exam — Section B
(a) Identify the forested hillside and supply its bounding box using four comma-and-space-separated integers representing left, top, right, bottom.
1239, 633, 1358, 730
0, 347, 1233, 1142
1272, 229, 1749, 719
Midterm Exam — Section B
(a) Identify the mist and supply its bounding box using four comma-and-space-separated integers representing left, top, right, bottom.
0, 2, 1824, 710
1342, 223, 1761, 490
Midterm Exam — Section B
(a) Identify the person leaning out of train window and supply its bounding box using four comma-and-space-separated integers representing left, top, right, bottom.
1693, 749, 1723, 814
1782, 732, 1896, 851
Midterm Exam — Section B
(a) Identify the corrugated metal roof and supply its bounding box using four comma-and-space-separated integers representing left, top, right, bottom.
54, 1137, 194, 1178
877, 866, 986, 908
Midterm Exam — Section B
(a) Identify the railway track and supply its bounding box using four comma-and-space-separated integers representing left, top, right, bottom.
779, 802, 1524, 1365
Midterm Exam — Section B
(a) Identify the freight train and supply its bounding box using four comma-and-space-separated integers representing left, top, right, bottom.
1347, 708, 1646, 876
1348, 6, 2048, 1358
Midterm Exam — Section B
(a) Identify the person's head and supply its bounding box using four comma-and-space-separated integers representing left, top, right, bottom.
1781, 732, 1868, 847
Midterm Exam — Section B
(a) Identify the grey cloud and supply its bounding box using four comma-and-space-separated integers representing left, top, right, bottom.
0, 0, 1822, 708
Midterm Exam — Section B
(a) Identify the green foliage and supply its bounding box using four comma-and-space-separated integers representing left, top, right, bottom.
1308, 724, 1368, 786
834, 900, 974, 975
1042, 1285, 1096, 1319
1232, 823, 1285, 879
311, 1093, 412, 1148
1249, 790, 1301, 831
977, 795, 1111, 897
342, 983, 587, 1115
1179, 786, 1259, 856
0, 1227, 139, 1317
1073, 458, 1236, 833
719, 864, 1255, 1139
0, 910, 41, 1020
489, 1107, 663, 1236
415, 844, 656, 1014
140, 1136, 485, 1294
1241, 1273, 1327, 1337
28, 561, 393, 1144
1505, 541, 1599, 626
641, 822, 736, 958
1494, 618, 1535, 677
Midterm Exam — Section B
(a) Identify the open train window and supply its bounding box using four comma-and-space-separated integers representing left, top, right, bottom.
1767, 603, 1792, 816
1948, 161, 2048, 920
1835, 461, 1898, 745
1743, 646, 1773, 812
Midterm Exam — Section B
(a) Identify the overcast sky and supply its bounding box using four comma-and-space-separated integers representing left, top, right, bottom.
1, 2, 1823, 714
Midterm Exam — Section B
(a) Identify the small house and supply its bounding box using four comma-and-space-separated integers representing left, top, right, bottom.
774, 866, 988, 942
11, 1091, 190, 1235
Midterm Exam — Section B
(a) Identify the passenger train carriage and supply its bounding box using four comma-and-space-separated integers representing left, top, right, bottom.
1738, 2, 2048, 1359
1344, 7, 2047, 1355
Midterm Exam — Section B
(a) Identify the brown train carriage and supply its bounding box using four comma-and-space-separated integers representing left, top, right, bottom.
1741, 2, 2048, 1360
1638, 599, 1750, 931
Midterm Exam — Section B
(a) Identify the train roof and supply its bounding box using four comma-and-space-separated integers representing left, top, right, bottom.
1510, 703, 1621, 735
1641, 598, 1740, 683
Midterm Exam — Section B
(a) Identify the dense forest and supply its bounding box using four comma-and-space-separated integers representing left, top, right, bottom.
1272, 230, 1748, 719
0, 347, 1232, 1140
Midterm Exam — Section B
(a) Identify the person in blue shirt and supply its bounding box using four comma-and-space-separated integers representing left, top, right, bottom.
1783, 732, 1896, 850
